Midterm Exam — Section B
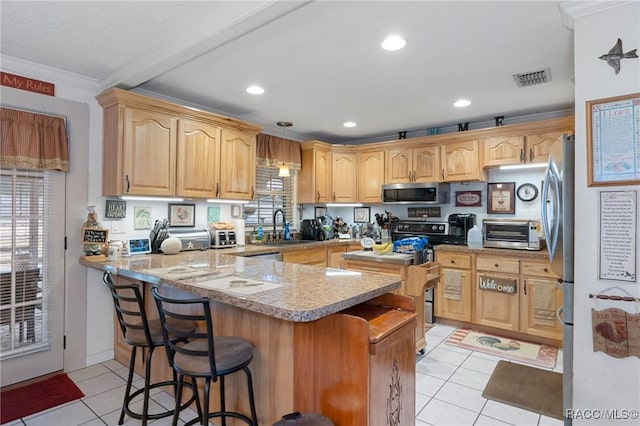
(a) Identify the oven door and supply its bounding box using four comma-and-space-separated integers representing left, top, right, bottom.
483, 222, 529, 249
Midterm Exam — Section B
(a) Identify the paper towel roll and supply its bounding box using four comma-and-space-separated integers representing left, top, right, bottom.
233, 219, 246, 246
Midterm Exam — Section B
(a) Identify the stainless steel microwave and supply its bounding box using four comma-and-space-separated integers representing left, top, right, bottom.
483, 219, 544, 251
381, 182, 449, 204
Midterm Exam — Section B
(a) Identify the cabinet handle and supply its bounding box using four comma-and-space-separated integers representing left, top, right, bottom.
524, 280, 527, 295
450, 260, 455, 264
215, 182, 220, 197
125, 174, 130, 193
250, 185, 254, 199
529, 148, 533, 162
543, 267, 548, 272
494, 263, 499, 267
332, 192, 336, 202
317, 191, 320, 202
520, 149, 524, 163
413, 170, 417, 181
442, 169, 445, 180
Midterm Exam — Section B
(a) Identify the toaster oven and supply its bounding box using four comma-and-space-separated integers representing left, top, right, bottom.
483, 219, 544, 251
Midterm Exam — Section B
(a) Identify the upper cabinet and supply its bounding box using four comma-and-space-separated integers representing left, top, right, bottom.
526, 131, 565, 163
441, 140, 485, 182
385, 145, 440, 184
331, 150, 357, 203
298, 141, 332, 204
97, 88, 261, 199
357, 149, 385, 203
482, 136, 525, 167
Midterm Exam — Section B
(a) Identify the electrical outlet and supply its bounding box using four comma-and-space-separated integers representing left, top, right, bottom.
111, 221, 125, 234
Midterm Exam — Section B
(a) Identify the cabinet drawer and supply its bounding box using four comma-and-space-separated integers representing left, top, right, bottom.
283, 248, 326, 265
436, 252, 471, 269
477, 256, 519, 274
342, 260, 406, 278
521, 260, 559, 278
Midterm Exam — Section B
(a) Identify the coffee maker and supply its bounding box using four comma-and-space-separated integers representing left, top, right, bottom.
448, 213, 476, 241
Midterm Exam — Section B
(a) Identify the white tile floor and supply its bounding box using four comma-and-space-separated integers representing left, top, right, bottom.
4, 324, 564, 426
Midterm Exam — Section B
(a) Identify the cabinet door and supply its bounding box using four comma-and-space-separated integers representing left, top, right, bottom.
441, 140, 483, 182
314, 149, 332, 203
482, 136, 525, 167
526, 131, 565, 163
176, 119, 221, 198
331, 151, 357, 202
413, 146, 440, 182
218, 128, 256, 200
435, 267, 472, 322
474, 273, 519, 331
122, 107, 177, 196
385, 148, 412, 183
357, 150, 385, 203
342, 259, 407, 295
283, 247, 326, 266
520, 277, 562, 340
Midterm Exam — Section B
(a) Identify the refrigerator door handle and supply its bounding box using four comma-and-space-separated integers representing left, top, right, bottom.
557, 306, 564, 324
541, 158, 560, 261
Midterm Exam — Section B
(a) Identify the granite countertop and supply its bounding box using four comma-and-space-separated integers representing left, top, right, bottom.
434, 244, 551, 259
342, 250, 414, 265
80, 244, 401, 322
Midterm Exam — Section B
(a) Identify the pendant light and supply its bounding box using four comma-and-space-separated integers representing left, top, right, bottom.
277, 121, 292, 177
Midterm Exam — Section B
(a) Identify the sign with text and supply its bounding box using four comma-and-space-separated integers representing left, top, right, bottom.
407, 207, 441, 218
82, 227, 109, 245
478, 275, 517, 294
1, 71, 55, 96
105, 199, 127, 219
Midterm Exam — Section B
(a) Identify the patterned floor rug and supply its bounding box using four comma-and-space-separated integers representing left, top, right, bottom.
446, 328, 558, 368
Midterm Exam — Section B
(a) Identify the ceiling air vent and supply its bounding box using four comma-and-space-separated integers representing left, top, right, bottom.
513, 67, 552, 88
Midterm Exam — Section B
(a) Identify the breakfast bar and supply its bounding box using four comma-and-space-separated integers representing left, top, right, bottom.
81, 249, 416, 425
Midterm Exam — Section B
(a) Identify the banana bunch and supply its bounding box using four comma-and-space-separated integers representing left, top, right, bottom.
372, 241, 393, 255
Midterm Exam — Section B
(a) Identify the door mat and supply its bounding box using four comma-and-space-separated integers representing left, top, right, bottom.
483, 360, 563, 420
1, 373, 84, 423
445, 328, 558, 368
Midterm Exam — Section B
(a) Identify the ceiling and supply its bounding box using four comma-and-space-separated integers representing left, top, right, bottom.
0, 1, 575, 144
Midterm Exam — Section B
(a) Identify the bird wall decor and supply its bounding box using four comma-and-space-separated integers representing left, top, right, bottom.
598, 38, 638, 75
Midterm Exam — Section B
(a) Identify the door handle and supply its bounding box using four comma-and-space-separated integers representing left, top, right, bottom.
520, 149, 524, 163
125, 174, 130, 193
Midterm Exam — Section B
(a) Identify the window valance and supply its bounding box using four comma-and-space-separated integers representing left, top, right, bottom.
0, 107, 69, 172
256, 134, 301, 170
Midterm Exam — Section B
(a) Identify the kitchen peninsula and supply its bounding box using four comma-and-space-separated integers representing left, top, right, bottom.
80, 248, 416, 425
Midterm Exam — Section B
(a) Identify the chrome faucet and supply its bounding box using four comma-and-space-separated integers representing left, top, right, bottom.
273, 208, 285, 238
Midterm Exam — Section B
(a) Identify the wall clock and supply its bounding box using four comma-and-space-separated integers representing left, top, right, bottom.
516, 183, 538, 202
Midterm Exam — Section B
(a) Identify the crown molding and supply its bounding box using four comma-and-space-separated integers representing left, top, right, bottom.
560, 1, 635, 29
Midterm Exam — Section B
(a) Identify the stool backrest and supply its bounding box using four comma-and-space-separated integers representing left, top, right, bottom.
102, 272, 153, 347
151, 285, 218, 376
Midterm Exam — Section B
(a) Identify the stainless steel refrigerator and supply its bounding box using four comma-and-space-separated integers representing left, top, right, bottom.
541, 134, 574, 426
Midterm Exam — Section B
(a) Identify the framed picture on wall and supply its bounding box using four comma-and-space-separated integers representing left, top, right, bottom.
314, 207, 327, 218
354, 207, 370, 223
168, 203, 196, 227
487, 182, 515, 214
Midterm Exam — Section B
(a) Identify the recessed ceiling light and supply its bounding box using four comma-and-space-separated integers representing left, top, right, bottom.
454, 99, 471, 108
381, 35, 406, 51
246, 85, 264, 95
343, 121, 357, 128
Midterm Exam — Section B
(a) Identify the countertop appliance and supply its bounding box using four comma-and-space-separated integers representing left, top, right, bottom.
166, 229, 210, 251
210, 228, 237, 249
447, 213, 476, 239
382, 182, 449, 204
541, 134, 574, 424
483, 219, 543, 251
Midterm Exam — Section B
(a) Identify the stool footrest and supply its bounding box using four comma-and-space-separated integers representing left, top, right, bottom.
123, 380, 198, 421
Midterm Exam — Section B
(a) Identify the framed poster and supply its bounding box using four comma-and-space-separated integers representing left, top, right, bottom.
599, 190, 636, 282
105, 199, 126, 219
133, 206, 152, 230
168, 203, 195, 227
487, 182, 515, 214
354, 207, 370, 223
314, 207, 327, 218
587, 93, 640, 186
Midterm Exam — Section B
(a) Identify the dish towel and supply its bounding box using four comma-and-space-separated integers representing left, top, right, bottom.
532, 279, 557, 327
444, 269, 462, 301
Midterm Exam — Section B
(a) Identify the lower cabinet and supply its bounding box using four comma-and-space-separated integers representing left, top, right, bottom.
474, 256, 520, 331
282, 247, 326, 266
520, 261, 563, 341
434, 251, 472, 322
341, 259, 407, 295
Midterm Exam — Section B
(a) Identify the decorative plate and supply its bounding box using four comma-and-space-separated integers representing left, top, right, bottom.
517, 183, 538, 202
360, 237, 375, 249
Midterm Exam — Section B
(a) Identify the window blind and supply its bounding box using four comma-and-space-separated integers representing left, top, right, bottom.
244, 166, 297, 230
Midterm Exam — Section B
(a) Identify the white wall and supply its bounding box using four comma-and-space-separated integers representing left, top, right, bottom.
571, 2, 640, 424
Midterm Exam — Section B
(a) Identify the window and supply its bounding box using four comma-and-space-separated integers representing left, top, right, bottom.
244, 166, 297, 229
0, 169, 50, 355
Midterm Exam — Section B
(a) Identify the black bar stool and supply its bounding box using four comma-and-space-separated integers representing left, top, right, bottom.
102, 272, 200, 426
151, 285, 258, 426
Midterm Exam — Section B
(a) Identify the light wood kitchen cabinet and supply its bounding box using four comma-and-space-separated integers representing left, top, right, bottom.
441, 140, 484, 182
341, 258, 408, 295
435, 251, 473, 322
176, 118, 221, 198
218, 128, 256, 200
97, 88, 261, 199
482, 136, 525, 167
526, 131, 566, 163
357, 149, 385, 203
385, 145, 440, 183
120, 107, 177, 196
298, 141, 332, 204
331, 150, 357, 203
520, 260, 562, 341
282, 246, 326, 266
474, 256, 520, 331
